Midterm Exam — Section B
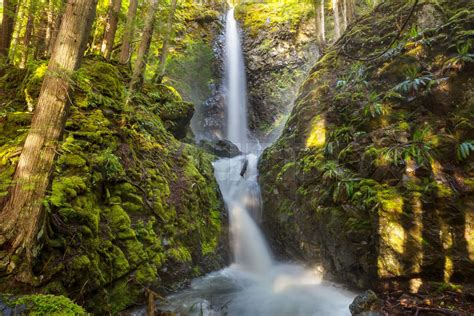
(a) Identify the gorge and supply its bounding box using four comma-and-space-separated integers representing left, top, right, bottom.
0, 0, 472, 315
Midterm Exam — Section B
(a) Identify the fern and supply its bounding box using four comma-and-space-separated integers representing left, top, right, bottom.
456, 140, 474, 161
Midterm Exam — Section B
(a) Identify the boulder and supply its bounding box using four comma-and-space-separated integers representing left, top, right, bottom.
199, 139, 241, 158
349, 290, 383, 316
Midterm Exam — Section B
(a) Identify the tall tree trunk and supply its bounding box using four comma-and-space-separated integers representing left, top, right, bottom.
47, 0, 67, 56
101, 0, 122, 60
320, 0, 326, 44
129, 0, 159, 92
155, 0, 177, 82
342, 0, 348, 31
43, 0, 55, 55
19, 10, 34, 68
9, 0, 26, 63
347, 0, 356, 23
313, 0, 325, 47
332, 0, 340, 40
0, 0, 97, 284
0, 0, 18, 59
119, 0, 138, 64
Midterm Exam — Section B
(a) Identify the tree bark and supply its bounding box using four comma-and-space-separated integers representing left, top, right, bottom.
320, 0, 326, 44
47, 0, 67, 56
342, 0, 348, 31
332, 0, 341, 40
155, 0, 177, 82
19, 10, 34, 68
129, 0, 159, 92
101, 0, 122, 60
0, 0, 98, 284
0, 0, 18, 59
9, 0, 27, 63
119, 0, 138, 64
313, 0, 325, 47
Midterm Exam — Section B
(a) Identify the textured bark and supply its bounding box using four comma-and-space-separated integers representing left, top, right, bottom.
101, 0, 122, 60
0, 0, 18, 58
332, 0, 341, 40
19, 11, 34, 68
0, 0, 97, 284
320, 0, 326, 44
42, 0, 55, 55
47, 0, 67, 56
9, 0, 26, 62
313, 0, 325, 47
342, 0, 348, 31
155, 0, 177, 82
129, 0, 159, 91
119, 0, 138, 64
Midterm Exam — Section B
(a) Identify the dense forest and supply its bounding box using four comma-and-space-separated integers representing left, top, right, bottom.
0, 0, 472, 315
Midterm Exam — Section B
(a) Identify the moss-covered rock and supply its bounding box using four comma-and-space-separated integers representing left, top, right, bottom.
235, 0, 319, 139
0, 58, 228, 314
260, 0, 474, 296
0, 294, 86, 315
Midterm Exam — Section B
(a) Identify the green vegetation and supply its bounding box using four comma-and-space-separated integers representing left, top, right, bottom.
0, 57, 225, 314
260, 0, 474, 296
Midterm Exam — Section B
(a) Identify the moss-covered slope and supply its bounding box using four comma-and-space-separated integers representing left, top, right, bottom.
260, 0, 473, 296
0, 58, 228, 314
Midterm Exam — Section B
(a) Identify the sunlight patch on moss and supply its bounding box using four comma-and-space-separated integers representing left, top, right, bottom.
306, 116, 326, 148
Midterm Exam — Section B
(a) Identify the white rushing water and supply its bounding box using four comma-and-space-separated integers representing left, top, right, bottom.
149, 9, 355, 316
224, 8, 249, 151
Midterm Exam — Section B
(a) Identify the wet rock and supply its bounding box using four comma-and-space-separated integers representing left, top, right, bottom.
235, 4, 320, 137
349, 290, 383, 315
199, 139, 241, 158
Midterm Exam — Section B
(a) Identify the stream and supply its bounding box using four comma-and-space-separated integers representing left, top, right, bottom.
135, 8, 355, 316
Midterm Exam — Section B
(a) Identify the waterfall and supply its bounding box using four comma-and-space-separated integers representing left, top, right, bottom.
141, 9, 355, 316
216, 7, 273, 274
224, 8, 248, 152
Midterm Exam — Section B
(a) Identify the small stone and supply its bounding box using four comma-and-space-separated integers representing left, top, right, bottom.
349, 290, 383, 315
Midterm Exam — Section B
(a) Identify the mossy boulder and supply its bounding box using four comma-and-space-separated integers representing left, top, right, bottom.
0, 294, 86, 315
260, 0, 474, 296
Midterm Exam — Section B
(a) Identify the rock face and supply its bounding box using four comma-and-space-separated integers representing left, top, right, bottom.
260, 0, 474, 293
199, 139, 241, 158
0, 59, 229, 314
235, 2, 319, 139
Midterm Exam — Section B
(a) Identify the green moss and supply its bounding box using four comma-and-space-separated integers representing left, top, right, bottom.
135, 263, 158, 283
12, 295, 86, 315
235, 0, 311, 36
0, 57, 226, 314
168, 246, 192, 263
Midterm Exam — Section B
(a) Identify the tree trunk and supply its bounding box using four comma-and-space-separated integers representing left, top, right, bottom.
313, 0, 325, 47
320, 0, 326, 44
347, 0, 356, 23
0, 0, 18, 59
101, 0, 122, 60
47, 0, 67, 56
155, 0, 177, 82
119, 0, 138, 64
0, 0, 97, 284
19, 9, 34, 68
42, 0, 55, 55
342, 0, 348, 31
332, 0, 340, 40
9, 0, 27, 63
129, 0, 159, 92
